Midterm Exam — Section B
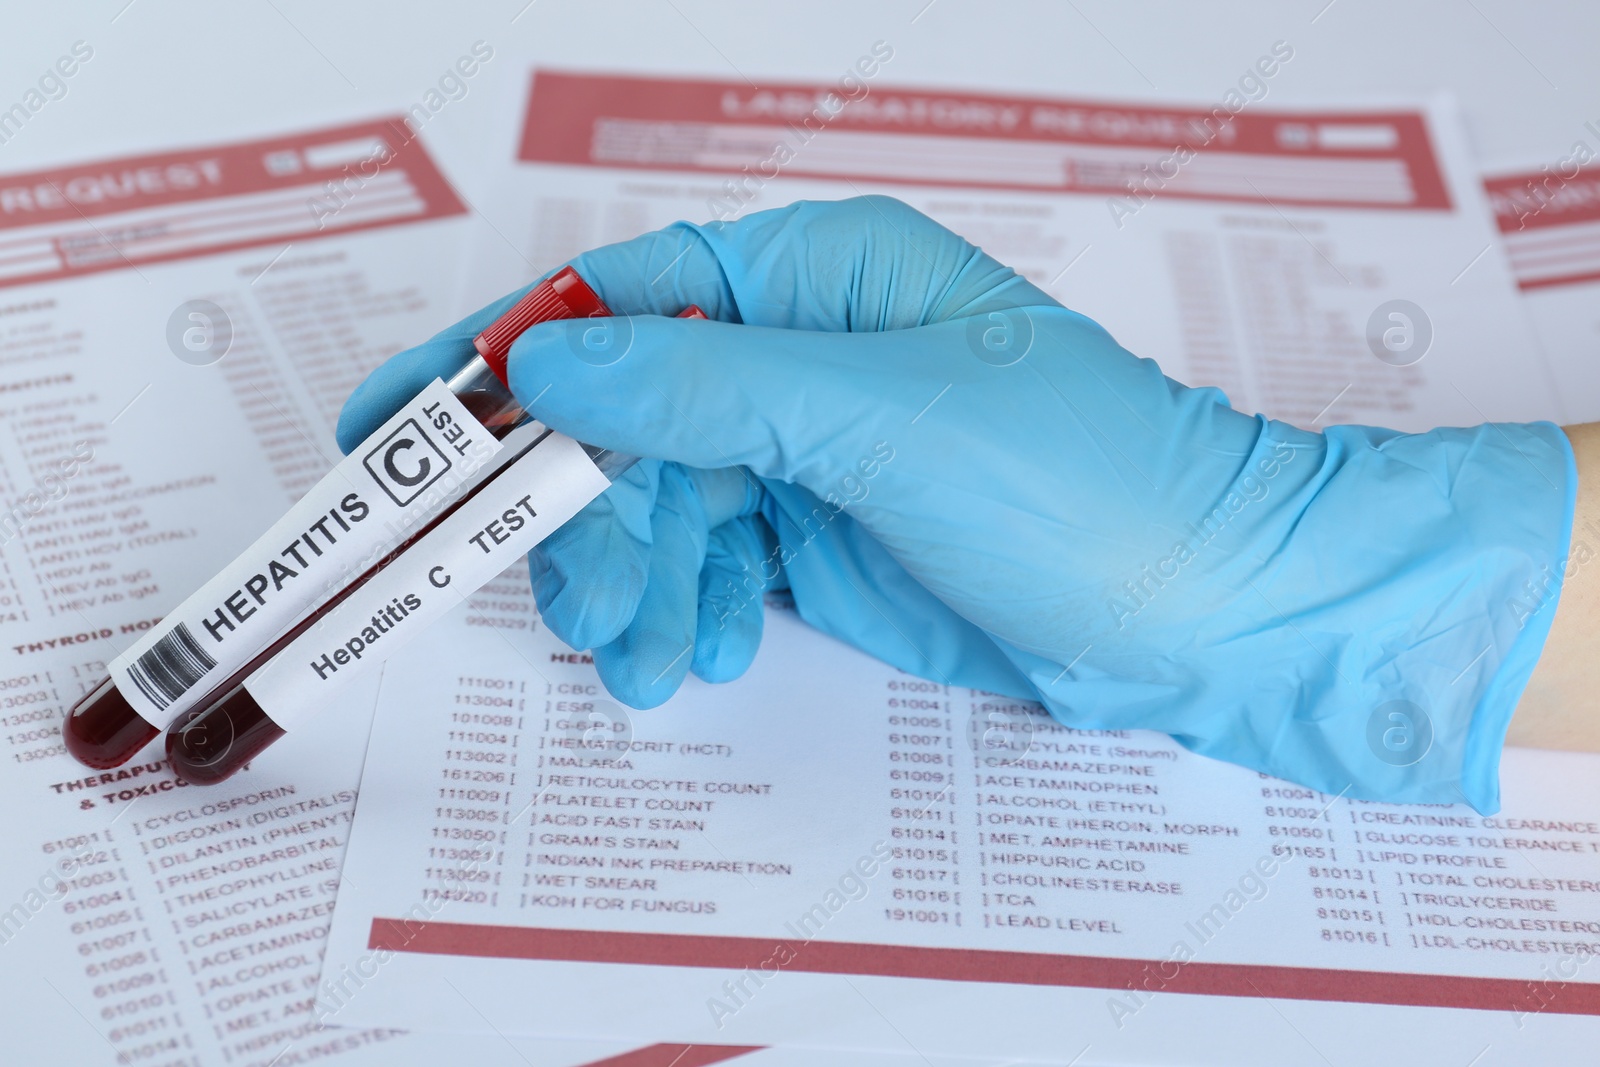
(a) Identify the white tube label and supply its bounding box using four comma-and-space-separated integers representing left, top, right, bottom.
244, 431, 611, 731
109, 379, 501, 727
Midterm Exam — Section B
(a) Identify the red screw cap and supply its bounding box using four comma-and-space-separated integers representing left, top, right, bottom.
472, 266, 612, 385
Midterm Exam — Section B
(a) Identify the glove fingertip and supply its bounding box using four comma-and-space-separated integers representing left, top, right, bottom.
532, 557, 646, 652
593, 629, 694, 710
691, 595, 764, 684
336, 339, 475, 454
335, 376, 410, 454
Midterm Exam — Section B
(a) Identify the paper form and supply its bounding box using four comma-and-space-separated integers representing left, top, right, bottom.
0, 114, 469, 642
321, 593, 1600, 1063
1484, 163, 1600, 424
314, 72, 1598, 1063
454, 71, 1562, 433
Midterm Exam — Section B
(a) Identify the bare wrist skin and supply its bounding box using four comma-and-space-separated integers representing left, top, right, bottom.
1507, 422, 1600, 752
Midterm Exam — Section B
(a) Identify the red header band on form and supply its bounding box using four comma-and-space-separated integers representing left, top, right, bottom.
571, 1045, 765, 1067
518, 70, 1452, 211
1485, 166, 1600, 290
368, 919, 1600, 1017
0, 117, 464, 288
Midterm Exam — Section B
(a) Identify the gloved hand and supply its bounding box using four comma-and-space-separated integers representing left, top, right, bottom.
337, 196, 1575, 812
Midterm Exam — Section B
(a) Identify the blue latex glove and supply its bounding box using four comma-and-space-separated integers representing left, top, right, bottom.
338, 196, 1576, 813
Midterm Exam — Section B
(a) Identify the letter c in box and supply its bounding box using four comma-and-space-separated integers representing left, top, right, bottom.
362, 418, 451, 506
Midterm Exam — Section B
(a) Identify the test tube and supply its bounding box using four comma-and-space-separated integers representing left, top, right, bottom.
160, 300, 707, 784
64, 268, 651, 769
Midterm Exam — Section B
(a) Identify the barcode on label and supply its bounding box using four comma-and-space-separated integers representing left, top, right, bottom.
126, 623, 218, 710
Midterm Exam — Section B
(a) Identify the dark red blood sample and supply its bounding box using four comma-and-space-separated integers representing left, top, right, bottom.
166, 693, 282, 785
66, 677, 159, 769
